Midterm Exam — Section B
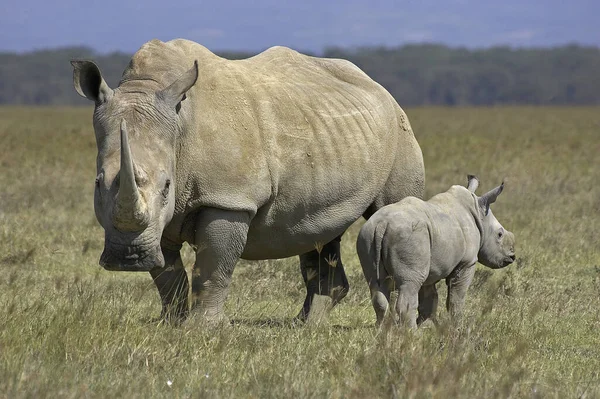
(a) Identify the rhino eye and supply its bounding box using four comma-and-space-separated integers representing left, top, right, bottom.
498, 230, 504, 239
162, 178, 171, 199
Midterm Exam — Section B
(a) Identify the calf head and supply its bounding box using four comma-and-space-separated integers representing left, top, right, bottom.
71, 60, 198, 271
467, 175, 516, 269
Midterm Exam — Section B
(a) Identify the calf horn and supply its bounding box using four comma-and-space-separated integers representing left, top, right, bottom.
112, 119, 149, 231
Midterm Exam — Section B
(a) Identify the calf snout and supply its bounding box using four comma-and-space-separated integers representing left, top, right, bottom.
503, 253, 516, 267
505, 231, 516, 262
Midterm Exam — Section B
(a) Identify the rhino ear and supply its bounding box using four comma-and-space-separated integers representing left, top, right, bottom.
157, 60, 198, 111
478, 181, 504, 215
466, 174, 479, 193
71, 60, 114, 104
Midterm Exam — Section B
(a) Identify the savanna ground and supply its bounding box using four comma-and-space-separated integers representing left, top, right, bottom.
0, 106, 599, 398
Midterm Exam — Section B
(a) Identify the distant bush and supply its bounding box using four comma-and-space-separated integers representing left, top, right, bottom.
1, 44, 599, 106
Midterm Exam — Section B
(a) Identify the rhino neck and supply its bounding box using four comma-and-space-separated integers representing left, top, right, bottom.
160, 213, 187, 247
467, 192, 485, 250
443, 186, 485, 252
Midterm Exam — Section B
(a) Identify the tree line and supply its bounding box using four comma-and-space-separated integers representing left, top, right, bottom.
1, 44, 599, 106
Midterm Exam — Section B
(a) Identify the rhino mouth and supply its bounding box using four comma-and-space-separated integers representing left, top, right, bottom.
500, 254, 516, 268
99, 241, 164, 272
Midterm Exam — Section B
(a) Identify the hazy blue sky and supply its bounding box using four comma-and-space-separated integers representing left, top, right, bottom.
1, 0, 597, 53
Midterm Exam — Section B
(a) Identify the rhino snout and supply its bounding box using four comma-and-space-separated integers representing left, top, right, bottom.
100, 240, 164, 271
503, 253, 516, 267
504, 231, 516, 266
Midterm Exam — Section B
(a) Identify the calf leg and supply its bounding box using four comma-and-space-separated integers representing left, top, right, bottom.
387, 231, 430, 329
370, 282, 391, 326
395, 282, 421, 328
417, 284, 438, 325
190, 208, 250, 323
150, 247, 189, 322
297, 235, 349, 321
446, 264, 476, 320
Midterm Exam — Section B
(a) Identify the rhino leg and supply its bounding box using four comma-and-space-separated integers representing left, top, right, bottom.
446, 264, 476, 320
417, 284, 438, 325
296, 235, 349, 321
190, 208, 250, 323
395, 282, 421, 328
370, 282, 391, 326
150, 247, 189, 322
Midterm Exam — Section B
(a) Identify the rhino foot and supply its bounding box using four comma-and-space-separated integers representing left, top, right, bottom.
297, 236, 350, 322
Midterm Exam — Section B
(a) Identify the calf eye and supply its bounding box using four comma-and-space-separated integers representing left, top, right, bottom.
498, 231, 504, 239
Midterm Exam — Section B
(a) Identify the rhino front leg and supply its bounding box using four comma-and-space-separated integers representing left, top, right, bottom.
190, 208, 250, 323
150, 247, 189, 322
446, 264, 476, 320
417, 284, 438, 326
296, 235, 349, 321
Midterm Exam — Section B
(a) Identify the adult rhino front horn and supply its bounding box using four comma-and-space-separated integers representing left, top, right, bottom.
111, 119, 150, 232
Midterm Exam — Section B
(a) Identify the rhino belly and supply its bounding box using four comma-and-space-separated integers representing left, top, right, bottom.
241, 191, 372, 260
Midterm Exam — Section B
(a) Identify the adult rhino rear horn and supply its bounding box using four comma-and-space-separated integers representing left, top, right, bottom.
111, 119, 150, 232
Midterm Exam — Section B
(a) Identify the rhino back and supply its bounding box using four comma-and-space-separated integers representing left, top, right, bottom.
130, 40, 422, 257
367, 190, 480, 283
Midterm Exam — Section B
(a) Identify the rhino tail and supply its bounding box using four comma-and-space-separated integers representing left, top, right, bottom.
373, 221, 388, 283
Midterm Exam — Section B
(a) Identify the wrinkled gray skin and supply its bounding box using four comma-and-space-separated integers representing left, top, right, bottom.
71, 39, 425, 323
357, 175, 516, 327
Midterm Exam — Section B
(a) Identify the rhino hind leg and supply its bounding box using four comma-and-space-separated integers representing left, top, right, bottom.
386, 229, 430, 329
190, 208, 250, 323
370, 281, 391, 326
150, 248, 189, 322
417, 284, 439, 326
296, 235, 350, 322
395, 282, 421, 329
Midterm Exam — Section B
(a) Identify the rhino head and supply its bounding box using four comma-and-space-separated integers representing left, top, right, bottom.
467, 175, 516, 269
71, 60, 198, 271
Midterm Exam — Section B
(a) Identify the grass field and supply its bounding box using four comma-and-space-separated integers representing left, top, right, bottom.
0, 106, 599, 398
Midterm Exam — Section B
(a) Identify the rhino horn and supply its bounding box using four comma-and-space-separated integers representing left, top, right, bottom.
118, 119, 138, 199
113, 119, 149, 231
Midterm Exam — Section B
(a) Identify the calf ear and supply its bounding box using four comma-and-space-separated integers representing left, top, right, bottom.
466, 174, 479, 193
157, 60, 198, 111
71, 60, 114, 104
478, 181, 504, 215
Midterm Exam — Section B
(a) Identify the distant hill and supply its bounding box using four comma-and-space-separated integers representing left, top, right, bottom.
1, 44, 599, 106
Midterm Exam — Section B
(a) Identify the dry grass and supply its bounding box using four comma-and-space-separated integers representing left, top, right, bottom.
0, 106, 599, 398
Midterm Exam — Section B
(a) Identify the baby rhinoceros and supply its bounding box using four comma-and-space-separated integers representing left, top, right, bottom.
357, 175, 515, 327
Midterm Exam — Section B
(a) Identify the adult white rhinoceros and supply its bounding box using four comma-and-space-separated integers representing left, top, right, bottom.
71, 39, 425, 322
